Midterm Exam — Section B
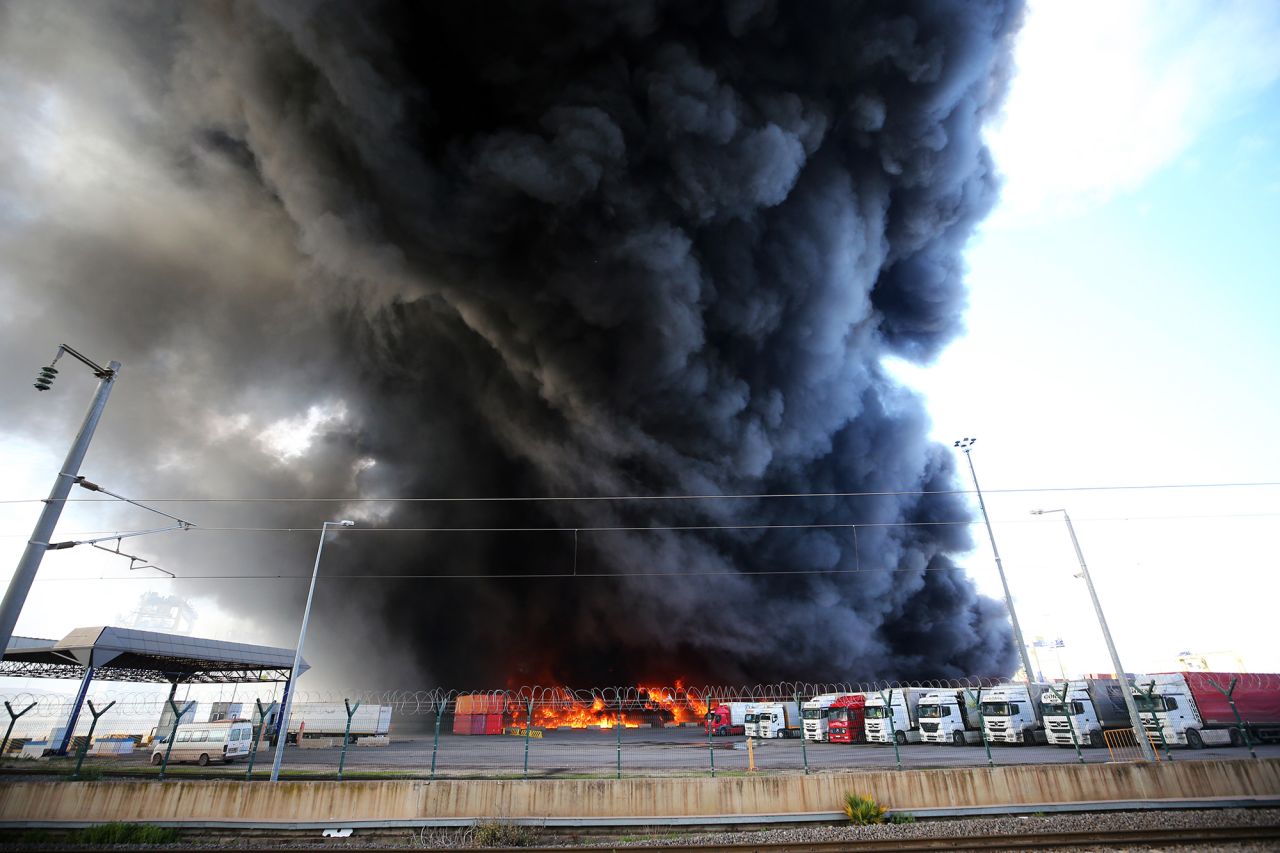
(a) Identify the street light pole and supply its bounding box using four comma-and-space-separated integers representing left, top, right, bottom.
0, 346, 120, 656
269, 519, 354, 782
1032, 508, 1156, 762
954, 438, 1035, 682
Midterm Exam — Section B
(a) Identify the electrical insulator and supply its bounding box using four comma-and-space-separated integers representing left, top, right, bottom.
33, 366, 58, 391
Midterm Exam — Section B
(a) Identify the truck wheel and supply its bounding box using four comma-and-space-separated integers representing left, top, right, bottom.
151, 753, 163, 766
1185, 729, 1204, 749
1230, 728, 1243, 747
1089, 731, 1104, 748
952, 732, 965, 746
894, 731, 906, 746
197, 753, 210, 766
717, 726, 727, 736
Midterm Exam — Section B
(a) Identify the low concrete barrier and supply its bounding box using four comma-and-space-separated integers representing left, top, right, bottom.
1, 760, 1277, 825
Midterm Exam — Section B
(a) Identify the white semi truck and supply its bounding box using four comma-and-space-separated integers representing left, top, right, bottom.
756, 701, 802, 739
980, 682, 1050, 745
743, 703, 763, 738
1040, 679, 1131, 747
864, 687, 929, 744
917, 689, 984, 745
802, 693, 853, 742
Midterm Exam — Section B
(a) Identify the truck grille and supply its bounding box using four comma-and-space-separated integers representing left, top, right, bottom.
920, 723, 938, 733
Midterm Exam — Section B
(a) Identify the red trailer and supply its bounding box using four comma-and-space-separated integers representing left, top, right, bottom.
826, 694, 867, 744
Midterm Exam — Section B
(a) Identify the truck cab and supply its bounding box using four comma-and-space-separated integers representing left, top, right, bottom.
801, 693, 848, 742
826, 694, 867, 744
756, 701, 801, 739
917, 690, 981, 745
864, 689, 923, 745
980, 683, 1048, 745
743, 703, 762, 739
1040, 679, 1129, 748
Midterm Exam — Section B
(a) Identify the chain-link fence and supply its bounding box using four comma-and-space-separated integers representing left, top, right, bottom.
1, 679, 1274, 779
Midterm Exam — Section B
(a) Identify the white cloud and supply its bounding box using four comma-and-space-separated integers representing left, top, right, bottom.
257, 401, 349, 461
987, 0, 1280, 224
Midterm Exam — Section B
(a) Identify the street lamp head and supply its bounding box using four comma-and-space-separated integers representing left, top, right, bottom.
954, 437, 976, 451
337, 520, 355, 527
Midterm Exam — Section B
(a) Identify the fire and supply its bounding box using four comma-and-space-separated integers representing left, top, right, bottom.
506, 682, 712, 730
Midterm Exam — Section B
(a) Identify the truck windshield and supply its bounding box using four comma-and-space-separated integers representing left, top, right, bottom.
864, 706, 888, 719
1042, 701, 1085, 716
1134, 694, 1171, 712
981, 702, 1017, 716
828, 708, 848, 723
918, 704, 947, 718
744, 713, 758, 722
801, 708, 823, 720
759, 713, 774, 722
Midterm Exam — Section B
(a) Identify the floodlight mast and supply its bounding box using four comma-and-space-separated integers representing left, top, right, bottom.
269, 520, 355, 782
953, 437, 1036, 683
0, 347, 120, 656
1031, 508, 1156, 762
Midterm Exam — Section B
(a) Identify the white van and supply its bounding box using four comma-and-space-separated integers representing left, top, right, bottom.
151, 719, 254, 766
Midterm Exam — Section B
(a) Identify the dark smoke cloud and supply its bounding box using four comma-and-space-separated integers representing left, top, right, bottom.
0, 0, 1023, 687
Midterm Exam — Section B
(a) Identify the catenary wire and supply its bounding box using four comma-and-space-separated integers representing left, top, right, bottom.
1, 479, 1278, 504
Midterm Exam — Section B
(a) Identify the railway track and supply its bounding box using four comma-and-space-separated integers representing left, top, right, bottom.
20, 822, 1280, 852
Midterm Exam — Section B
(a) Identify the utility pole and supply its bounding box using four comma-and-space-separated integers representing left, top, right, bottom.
954, 438, 1035, 682
1032, 508, 1156, 762
0, 346, 120, 656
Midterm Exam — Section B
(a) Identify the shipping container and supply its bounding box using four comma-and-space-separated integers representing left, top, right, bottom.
456, 694, 507, 715
453, 713, 474, 735
482, 714, 504, 735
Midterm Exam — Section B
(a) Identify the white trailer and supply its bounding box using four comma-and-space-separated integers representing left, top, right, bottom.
917, 690, 983, 745
1040, 679, 1130, 747
756, 701, 802, 739
864, 688, 930, 744
802, 693, 851, 742
980, 683, 1050, 745
288, 703, 393, 740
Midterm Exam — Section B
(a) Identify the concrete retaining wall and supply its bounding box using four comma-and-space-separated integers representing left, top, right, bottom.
2, 760, 1278, 824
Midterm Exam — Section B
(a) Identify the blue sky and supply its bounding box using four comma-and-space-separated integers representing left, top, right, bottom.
890, 0, 1280, 676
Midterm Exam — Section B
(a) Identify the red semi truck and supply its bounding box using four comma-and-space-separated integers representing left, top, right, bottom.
826, 694, 867, 744
1134, 672, 1280, 748
705, 702, 750, 736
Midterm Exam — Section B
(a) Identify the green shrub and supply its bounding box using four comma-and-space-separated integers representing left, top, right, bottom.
888, 811, 916, 824
472, 819, 538, 847
843, 793, 887, 826
75, 822, 179, 845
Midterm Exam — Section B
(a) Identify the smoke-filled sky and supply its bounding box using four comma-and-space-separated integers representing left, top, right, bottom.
0, 0, 1028, 688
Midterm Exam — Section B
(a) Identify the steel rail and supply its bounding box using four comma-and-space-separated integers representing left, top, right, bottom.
20, 822, 1276, 852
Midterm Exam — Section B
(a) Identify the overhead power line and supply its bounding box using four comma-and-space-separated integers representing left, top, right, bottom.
1, 479, 1279, 505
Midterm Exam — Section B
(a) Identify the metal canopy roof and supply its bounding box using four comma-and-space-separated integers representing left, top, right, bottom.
1, 626, 306, 684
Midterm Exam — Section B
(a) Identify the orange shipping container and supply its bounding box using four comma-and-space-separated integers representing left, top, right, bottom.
456, 694, 506, 715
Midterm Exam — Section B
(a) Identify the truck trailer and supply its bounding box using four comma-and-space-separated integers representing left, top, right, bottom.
917, 690, 983, 745
980, 682, 1050, 745
1040, 679, 1131, 747
802, 693, 856, 742
1133, 672, 1280, 748
864, 687, 930, 744
287, 703, 393, 740
755, 701, 802, 739
705, 702, 751, 736
826, 694, 867, 744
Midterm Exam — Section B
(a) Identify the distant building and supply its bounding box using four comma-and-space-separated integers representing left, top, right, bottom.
121, 592, 197, 634
1176, 650, 1247, 672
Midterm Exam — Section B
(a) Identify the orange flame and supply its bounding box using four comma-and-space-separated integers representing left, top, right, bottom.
506, 682, 712, 730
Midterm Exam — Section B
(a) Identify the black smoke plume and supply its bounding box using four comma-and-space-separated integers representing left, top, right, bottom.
0, 0, 1023, 686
